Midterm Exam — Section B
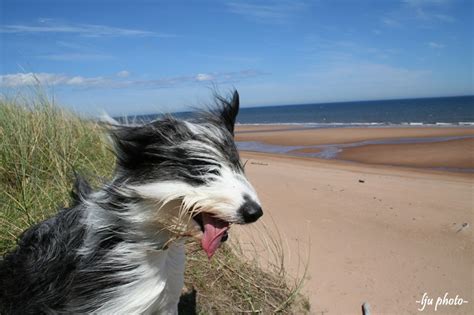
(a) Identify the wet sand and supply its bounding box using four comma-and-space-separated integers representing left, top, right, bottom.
235, 124, 300, 132
236, 126, 474, 146
234, 126, 473, 314
339, 138, 474, 170
236, 126, 474, 171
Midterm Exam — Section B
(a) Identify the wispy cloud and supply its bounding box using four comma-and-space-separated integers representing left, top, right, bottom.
226, 1, 306, 23
34, 40, 115, 61
195, 73, 214, 81
0, 70, 265, 89
124, 70, 265, 87
381, 0, 455, 30
55, 40, 94, 50
0, 19, 174, 37
37, 53, 114, 61
0, 73, 108, 88
381, 17, 402, 27
428, 41, 445, 48
403, 0, 451, 7
412, 8, 456, 23
402, 0, 456, 23
116, 70, 131, 78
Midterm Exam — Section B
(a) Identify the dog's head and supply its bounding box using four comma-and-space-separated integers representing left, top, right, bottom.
107, 91, 262, 258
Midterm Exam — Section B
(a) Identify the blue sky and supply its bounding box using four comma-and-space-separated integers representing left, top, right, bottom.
1, 0, 472, 115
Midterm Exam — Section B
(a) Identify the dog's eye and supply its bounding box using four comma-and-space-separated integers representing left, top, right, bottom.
208, 169, 220, 176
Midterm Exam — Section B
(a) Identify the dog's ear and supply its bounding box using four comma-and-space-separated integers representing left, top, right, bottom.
108, 124, 155, 169
219, 90, 239, 135
107, 118, 191, 169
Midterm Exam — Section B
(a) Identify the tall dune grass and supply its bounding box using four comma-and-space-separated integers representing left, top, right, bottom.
0, 93, 309, 313
0, 92, 113, 251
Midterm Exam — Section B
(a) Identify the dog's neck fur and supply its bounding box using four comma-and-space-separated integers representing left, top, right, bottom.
78, 190, 186, 314
92, 240, 185, 315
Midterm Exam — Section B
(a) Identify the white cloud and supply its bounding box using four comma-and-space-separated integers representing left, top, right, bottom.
65, 76, 108, 86
0, 73, 109, 88
0, 20, 174, 38
0, 70, 264, 89
195, 73, 214, 81
402, 0, 455, 23
226, 1, 306, 23
38, 18, 53, 23
65, 76, 85, 85
428, 41, 445, 48
0, 73, 64, 87
382, 17, 402, 27
38, 53, 114, 61
403, 0, 450, 7
116, 70, 130, 78
380, 0, 455, 30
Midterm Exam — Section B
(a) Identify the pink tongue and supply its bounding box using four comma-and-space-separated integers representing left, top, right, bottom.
201, 214, 229, 259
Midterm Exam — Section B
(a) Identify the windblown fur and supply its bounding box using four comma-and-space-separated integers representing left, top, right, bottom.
0, 91, 263, 314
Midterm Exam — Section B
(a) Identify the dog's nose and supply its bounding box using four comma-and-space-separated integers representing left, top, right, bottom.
239, 199, 263, 223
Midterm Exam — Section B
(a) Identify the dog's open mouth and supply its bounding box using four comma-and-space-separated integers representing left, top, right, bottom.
193, 213, 230, 259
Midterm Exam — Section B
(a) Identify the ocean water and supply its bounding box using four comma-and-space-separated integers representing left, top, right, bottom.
235, 95, 474, 126
123, 95, 474, 126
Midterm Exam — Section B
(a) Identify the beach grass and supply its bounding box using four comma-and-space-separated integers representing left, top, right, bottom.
0, 92, 309, 314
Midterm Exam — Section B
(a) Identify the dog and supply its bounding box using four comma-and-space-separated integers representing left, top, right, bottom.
0, 91, 263, 314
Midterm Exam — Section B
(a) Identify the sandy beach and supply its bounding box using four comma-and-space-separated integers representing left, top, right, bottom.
236, 126, 474, 146
235, 126, 473, 314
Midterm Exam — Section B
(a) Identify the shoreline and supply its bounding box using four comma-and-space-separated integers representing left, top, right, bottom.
235, 125, 474, 146
235, 126, 474, 174
235, 124, 474, 136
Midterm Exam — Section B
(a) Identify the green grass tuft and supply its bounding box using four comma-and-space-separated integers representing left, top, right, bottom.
0, 93, 309, 314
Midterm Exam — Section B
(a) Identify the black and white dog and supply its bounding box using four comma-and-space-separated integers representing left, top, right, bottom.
0, 91, 263, 314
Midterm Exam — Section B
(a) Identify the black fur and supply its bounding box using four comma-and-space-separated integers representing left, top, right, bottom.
215, 90, 240, 135
0, 182, 136, 314
0, 204, 84, 313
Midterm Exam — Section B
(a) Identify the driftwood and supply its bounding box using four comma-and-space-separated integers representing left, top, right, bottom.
362, 302, 371, 315
456, 222, 470, 233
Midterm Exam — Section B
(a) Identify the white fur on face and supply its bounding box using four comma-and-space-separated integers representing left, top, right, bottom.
129, 165, 260, 224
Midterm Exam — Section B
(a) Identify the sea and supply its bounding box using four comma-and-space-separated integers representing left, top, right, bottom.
123, 95, 474, 127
